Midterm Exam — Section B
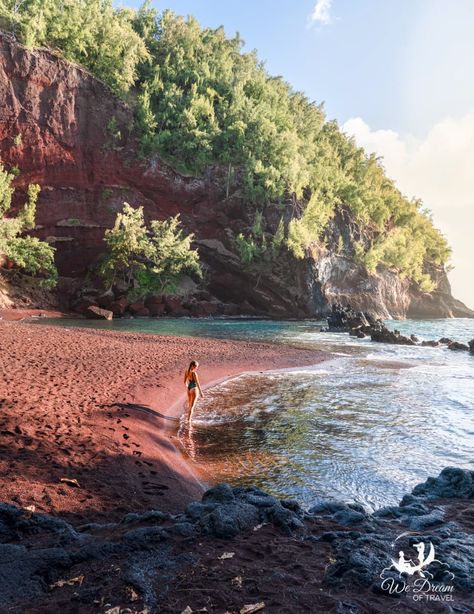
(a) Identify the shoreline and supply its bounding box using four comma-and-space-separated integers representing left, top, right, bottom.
2, 319, 473, 613
0, 307, 73, 321
167, 363, 327, 491
0, 320, 328, 521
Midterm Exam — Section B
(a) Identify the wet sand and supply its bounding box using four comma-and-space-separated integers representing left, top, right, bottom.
0, 320, 326, 522
0, 307, 70, 321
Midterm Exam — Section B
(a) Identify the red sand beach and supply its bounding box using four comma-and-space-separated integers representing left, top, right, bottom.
0, 320, 326, 522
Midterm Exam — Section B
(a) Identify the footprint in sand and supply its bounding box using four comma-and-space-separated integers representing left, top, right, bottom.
142, 482, 169, 491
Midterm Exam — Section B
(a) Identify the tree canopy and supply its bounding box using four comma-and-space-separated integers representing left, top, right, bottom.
99, 203, 201, 298
0, 1, 451, 289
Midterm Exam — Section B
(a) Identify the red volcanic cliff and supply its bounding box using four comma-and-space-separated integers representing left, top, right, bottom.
0, 32, 472, 318
0, 31, 211, 276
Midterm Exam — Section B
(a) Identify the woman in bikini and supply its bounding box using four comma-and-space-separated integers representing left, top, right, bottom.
184, 360, 204, 421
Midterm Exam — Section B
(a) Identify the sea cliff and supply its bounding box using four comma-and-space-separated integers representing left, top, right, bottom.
0, 31, 472, 319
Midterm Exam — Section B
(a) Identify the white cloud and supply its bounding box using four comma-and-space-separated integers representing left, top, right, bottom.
310, 0, 332, 25
342, 113, 474, 309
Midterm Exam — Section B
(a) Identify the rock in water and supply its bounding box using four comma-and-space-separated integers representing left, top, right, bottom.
439, 337, 453, 344
86, 305, 113, 320
370, 325, 415, 346
448, 340, 469, 351
325, 303, 375, 333
411, 467, 474, 499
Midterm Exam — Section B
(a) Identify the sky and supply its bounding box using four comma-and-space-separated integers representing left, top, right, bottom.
124, 0, 474, 308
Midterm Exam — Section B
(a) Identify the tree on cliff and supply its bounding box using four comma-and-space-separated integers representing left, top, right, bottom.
0, 163, 57, 287
99, 203, 201, 298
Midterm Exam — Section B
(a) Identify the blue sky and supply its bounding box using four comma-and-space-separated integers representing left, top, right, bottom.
122, 0, 474, 306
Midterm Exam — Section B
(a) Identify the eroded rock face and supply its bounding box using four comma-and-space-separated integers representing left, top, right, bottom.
0, 32, 472, 319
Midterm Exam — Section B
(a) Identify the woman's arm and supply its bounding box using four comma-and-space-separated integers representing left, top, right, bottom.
184, 371, 188, 386
195, 373, 204, 397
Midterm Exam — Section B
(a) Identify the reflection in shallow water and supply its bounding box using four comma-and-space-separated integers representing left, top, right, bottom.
182, 353, 474, 511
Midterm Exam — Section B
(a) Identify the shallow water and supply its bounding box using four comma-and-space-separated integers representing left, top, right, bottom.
35, 316, 474, 510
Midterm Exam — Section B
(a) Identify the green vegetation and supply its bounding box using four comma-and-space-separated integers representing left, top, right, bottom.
272, 217, 285, 254
0, 163, 57, 287
236, 211, 287, 265
287, 193, 335, 259
99, 203, 201, 298
0, 1, 451, 289
0, 0, 149, 95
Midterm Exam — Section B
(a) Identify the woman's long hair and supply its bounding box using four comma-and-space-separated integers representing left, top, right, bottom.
185, 360, 198, 380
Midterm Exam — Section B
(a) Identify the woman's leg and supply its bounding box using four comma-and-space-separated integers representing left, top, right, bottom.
188, 390, 198, 420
